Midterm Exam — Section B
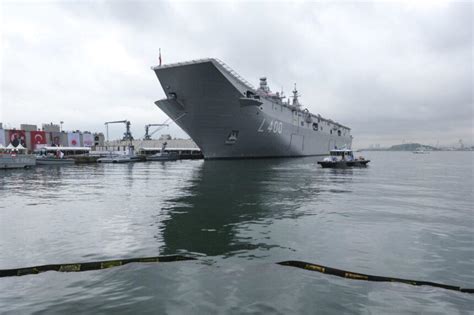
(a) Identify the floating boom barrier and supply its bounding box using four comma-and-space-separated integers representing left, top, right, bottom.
0, 256, 472, 294
277, 260, 473, 294
0, 255, 195, 278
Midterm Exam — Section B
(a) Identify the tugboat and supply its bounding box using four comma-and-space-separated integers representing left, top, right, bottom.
317, 148, 370, 168
146, 142, 179, 161
97, 145, 142, 163
97, 154, 139, 163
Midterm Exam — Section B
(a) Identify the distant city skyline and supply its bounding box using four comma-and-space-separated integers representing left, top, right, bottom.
1, 0, 472, 148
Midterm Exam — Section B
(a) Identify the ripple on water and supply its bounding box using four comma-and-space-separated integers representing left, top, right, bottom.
0, 153, 473, 312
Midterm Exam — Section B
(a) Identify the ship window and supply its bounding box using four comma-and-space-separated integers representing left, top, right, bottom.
338, 130, 341, 136
312, 123, 318, 131
300, 121, 304, 126
330, 130, 333, 134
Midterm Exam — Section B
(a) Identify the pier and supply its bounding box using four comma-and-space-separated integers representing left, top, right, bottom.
0, 123, 203, 169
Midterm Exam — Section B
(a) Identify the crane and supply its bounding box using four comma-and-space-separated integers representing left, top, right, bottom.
144, 123, 169, 140
104, 120, 134, 142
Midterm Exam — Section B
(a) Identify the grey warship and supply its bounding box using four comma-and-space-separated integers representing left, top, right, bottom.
152, 58, 352, 159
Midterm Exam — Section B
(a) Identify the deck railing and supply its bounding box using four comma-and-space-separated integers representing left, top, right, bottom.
152, 58, 255, 90
213, 59, 255, 90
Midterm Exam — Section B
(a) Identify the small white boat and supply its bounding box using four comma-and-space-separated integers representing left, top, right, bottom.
97, 144, 144, 163
413, 150, 429, 154
36, 157, 75, 165
98, 155, 132, 163
36, 149, 75, 165
145, 141, 179, 161
146, 151, 179, 161
97, 154, 142, 163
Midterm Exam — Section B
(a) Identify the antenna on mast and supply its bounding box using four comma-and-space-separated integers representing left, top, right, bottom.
292, 83, 300, 107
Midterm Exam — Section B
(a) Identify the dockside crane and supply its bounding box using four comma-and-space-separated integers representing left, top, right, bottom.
143, 123, 169, 140
104, 120, 134, 142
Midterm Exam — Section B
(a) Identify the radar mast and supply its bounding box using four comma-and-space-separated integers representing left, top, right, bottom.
292, 83, 301, 107
259, 77, 270, 93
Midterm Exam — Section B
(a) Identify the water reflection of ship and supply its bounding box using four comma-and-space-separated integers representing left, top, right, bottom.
159, 158, 328, 257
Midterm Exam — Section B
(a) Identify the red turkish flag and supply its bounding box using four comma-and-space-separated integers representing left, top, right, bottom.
31, 131, 47, 149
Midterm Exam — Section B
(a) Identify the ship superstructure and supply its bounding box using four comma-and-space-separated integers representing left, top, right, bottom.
152, 58, 352, 159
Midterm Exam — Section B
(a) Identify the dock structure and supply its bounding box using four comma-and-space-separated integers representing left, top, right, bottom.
0, 123, 105, 153
95, 138, 203, 160
0, 121, 203, 161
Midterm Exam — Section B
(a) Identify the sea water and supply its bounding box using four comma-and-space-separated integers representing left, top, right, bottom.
0, 152, 473, 313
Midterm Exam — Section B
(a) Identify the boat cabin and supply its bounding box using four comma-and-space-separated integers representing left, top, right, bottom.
35, 146, 91, 157
329, 149, 354, 161
138, 147, 203, 160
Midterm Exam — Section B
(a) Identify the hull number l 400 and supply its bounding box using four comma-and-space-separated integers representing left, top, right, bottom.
257, 119, 283, 134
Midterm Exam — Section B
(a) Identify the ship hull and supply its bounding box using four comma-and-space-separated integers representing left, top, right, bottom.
153, 60, 352, 159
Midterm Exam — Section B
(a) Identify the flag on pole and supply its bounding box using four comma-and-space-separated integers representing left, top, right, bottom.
159, 48, 162, 66
30, 131, 47, 149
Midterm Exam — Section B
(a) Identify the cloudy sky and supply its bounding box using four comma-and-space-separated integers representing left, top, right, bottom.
0, 0, 472, 148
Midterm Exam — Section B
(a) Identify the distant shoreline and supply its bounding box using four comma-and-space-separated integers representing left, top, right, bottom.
356, 142, 472, 152
356, 149, 473, 152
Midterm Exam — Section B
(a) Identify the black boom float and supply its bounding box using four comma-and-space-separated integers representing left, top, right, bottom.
0, 255, 196, 278
277, 260, 474, 294
0, 256, 472, 294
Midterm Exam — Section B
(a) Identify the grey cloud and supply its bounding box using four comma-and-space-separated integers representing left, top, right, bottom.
1, 1, 472, 147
